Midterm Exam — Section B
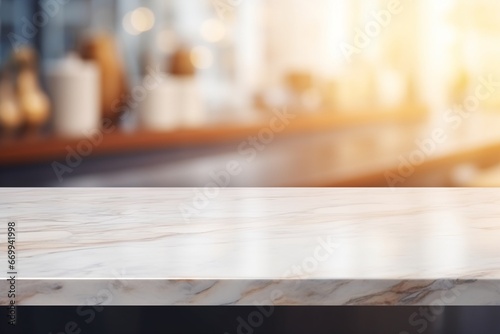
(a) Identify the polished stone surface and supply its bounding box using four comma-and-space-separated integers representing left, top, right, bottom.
1, 188, 500, 305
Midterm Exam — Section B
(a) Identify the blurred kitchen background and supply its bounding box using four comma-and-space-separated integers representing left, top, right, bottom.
1, 0, 500, 187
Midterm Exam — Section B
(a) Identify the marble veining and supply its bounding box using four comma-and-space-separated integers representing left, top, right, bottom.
1, 188, 500, 305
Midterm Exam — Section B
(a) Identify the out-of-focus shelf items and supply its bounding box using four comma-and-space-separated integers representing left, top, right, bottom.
0, 104, 427, 166
2, 0, 500, 187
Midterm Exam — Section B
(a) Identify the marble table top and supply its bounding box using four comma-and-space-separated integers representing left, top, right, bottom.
1, 188, 500, 305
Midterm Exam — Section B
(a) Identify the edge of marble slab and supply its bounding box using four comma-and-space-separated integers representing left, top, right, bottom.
1, 279, 500, 306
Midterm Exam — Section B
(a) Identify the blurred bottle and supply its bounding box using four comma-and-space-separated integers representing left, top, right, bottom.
0, 69, 23, 137
170, 46, 205, 128
80, 33, 129, 125
170, 47, 196, 77
140, 46, 205, 130
285, 71, 322, 112
13, 47, 51, 134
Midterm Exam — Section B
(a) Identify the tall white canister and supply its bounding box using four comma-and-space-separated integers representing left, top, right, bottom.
46, 54, 100, 138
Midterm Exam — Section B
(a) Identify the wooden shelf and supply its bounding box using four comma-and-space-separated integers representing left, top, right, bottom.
0, 105, 427, 166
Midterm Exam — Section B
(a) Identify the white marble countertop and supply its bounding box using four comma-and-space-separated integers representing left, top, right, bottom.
1, 188, 500, 305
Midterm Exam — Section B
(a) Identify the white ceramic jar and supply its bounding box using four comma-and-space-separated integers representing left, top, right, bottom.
46, 54, 100, 138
